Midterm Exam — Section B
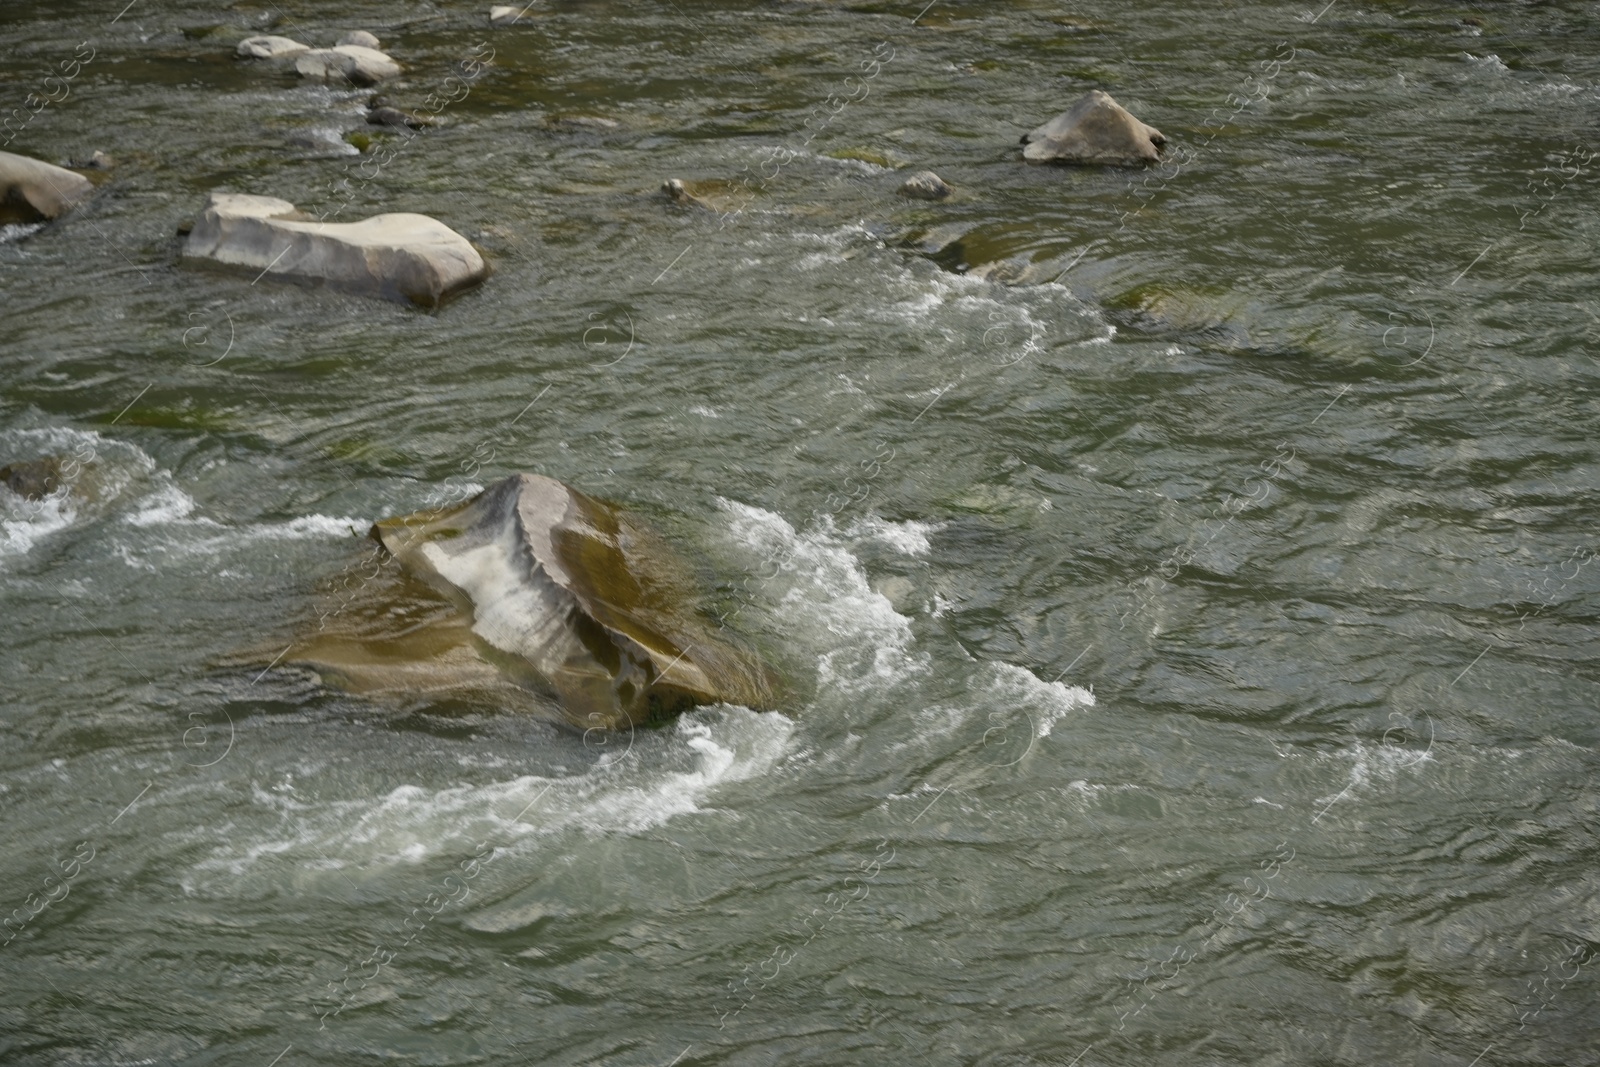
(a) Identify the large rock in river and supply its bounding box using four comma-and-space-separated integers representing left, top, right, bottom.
1021, 90, 1165, 165
285, 474, 778, 730
181, 192, 486, 307
294, 45, 401, 86
0, 151, 93, 224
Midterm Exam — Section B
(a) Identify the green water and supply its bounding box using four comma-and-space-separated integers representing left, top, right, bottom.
2, 1, 1597, 1064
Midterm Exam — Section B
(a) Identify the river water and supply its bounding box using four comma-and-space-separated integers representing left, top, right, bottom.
2, 1, 1597, 1064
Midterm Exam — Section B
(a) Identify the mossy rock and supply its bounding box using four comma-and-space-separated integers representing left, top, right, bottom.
1105, 282, 1248, 332
98, 403, 235, 433
824, 147, 907, 169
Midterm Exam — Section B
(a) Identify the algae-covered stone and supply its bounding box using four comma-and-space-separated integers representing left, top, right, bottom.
287, 475, 778, 731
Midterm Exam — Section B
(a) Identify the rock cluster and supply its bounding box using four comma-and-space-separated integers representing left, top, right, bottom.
235, 31, 401, 85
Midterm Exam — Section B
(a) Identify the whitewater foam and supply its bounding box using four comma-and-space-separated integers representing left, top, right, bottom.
182, 706, 794, 892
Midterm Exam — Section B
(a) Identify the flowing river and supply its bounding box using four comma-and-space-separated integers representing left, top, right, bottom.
2, 0, 1597, 1064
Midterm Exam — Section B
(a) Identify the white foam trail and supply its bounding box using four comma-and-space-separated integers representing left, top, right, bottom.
981, 662, 1095, 738
0, 489, 76, 560
718, 500, 926, 694
842, 515, 942, 556
124, 483, 203, 527
182, 707, 794, 890
1311, 735, 1435, 814
0, 426, 155, 563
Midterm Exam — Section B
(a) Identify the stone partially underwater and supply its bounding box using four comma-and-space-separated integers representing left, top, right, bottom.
283, 475, 778, 731
0, 151, 94, 225
181, 192, 486, 307
1021, 90, 1165, 166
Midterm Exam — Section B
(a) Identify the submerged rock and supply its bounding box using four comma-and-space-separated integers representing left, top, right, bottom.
236, 34, 310, 59
67, 150, 112, 170
1021, 90, 1164, 165
0, 457, 64, 500
490, 5, 527, 26
549, 115, 620, 132
898, 170, 952, 201
0, 150, 94, 224
661, 177, 749, 214
181, 191, 486, 307
294, 45, 401, 86
662, 178, 708, 209
367, 99, 432, 129
286, 474, 778, 730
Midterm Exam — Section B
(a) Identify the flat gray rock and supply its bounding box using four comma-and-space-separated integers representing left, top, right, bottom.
293, 45, 400, 85
0, 150, 93, 224
236, 34, 310, 59
181, 192, 486, 307
1021, 90, 1165, 165
337, 30, 381, 49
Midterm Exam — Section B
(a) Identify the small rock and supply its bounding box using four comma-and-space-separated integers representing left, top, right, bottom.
68, 150, 113, 170
490, 5, 527, 26
286, 129, 361, 157
660, 177, 747, 214
337, 30, 381, 49
0, 150, 94, 224
0, 457, 64, 500
181, 191, 487, 307
663, 178, 708, 209
367, 105, 430, 130
898, 170, 952, 201
826, 146, 905, 168
293, 45, 401, 86
1021, 90, 1165, 166
236, 34, 310, 59
549, 115, 619, 132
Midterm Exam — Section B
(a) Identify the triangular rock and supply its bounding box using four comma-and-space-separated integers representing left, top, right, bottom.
1021, 90, 1165, 165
